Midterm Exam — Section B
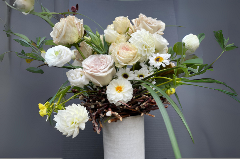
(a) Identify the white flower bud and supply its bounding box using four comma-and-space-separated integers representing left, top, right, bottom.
182, 34, 200, 55
13, 0, 35, 15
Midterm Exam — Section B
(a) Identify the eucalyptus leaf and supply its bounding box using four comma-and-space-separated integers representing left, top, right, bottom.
26, 67, 44, 74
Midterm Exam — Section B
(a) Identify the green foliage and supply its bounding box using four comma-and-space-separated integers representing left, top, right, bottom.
173, 42, 188, 55
174, 92, 183, 110
183, 58, 203, 64
26, 67, 44, 74
0, 53, 4, 62
214, 30, 238, 51
14, 39, 31, 47
197, 33, 205, 43
45, 40, 57, 46
142, 84, 182, 159
140, 80, 194, 144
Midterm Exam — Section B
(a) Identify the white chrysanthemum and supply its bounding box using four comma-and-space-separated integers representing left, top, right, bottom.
66, 68, 89, 88
182, 33, 200, 55
106, 79, 133, 106
53, 104, 89, 138
44, 45, 73, 67
153, 33, 169, 53
134, 68, 150, 80
116, 68, 135, 80
129, 29, 155, 62
149, 53, 171, 68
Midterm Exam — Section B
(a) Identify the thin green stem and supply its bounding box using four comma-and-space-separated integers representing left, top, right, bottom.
74, 43, 86, 59
156, 80, 172, 87
149, 76, 173, 81
210, 50, 225, 66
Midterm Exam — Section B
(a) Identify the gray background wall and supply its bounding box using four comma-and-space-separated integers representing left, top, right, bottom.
0, 0, 240, 158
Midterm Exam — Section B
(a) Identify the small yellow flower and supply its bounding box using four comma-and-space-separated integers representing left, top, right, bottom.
165, 88, 175, 96
25, 59, 33, 63
38, 103, 47, 117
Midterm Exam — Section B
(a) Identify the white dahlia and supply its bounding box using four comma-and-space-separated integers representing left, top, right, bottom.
53, 104, 89, 138
106, 79, 133, 106
149, 53, 171, 68
66, 68, 89, 88
116, 68, 135, 80
134, 68, 150, 80
129, 29, 155, 62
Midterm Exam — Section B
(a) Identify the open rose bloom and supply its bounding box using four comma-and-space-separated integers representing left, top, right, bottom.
3, 4, 238, 157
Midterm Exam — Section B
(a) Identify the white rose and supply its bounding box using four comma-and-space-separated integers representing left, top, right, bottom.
66, 68, 89, 88
153, 33, 169, 54
72, 41, 93, 66
132, 13, 165, 35
113, 16, 131, 34
115, 34, 128, 44
182, 34, 200, 54
110, 42, 140, 68
82, 55, 116, 87
13, 0, 35, 15
104, 24, 119, 43
50, 15, 84, 45
44, 45, 73, 67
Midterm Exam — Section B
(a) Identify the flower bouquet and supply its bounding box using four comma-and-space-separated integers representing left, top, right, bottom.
1, 1, 239, 159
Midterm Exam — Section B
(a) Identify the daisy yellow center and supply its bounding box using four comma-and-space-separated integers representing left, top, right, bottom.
155, 56, 164, 62
115, 86, 123, 93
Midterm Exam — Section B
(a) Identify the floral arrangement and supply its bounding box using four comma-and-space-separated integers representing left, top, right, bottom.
1, 1, 239, 158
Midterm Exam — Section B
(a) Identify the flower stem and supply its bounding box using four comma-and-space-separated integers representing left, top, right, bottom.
74, 43, 86, 59
210, 50, 225, 66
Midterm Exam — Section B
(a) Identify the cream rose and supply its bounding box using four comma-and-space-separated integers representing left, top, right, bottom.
153, 33, 169, 54
72, 41, 93, 66
104, 24, 119, 44
66, 68, 89, 88
110, 42, 140, 68
50, 15, 84, 45
132, 13, 165, 35
113, 16, 131, 34
13, 0, 35, 15
82, 55, 116, 87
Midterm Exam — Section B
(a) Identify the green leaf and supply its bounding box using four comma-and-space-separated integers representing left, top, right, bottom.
84, 25, 93, 33
26, 67, 44, 74
49, 81, 69, 104
225, 43, 238, 51
37, 37, 46, 47
174, 92, 183, 111
14, 39, 31, 47
173, 42, 187, 55
197, 33, 205, 43
140, 80, 194, 144
183, 58, 203, 64
25, 53, 44, 61
45, 40, 57, 46
0, 53, 5, 62
141, 84, 182, 159
13, 33, 31, 43
213, 30, 224, 50
88, 32, 101, 47
103, 36, 109, 53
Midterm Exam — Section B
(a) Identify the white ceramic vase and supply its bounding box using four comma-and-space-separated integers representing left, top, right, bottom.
102, 115, 145, 159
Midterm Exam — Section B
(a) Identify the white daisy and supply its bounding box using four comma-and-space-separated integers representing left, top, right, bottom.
134, 68, 150, 80
116, 68, 135, 80
149, 53, 171, 68
129, 29, 155, 62
106, 79, 133, 106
